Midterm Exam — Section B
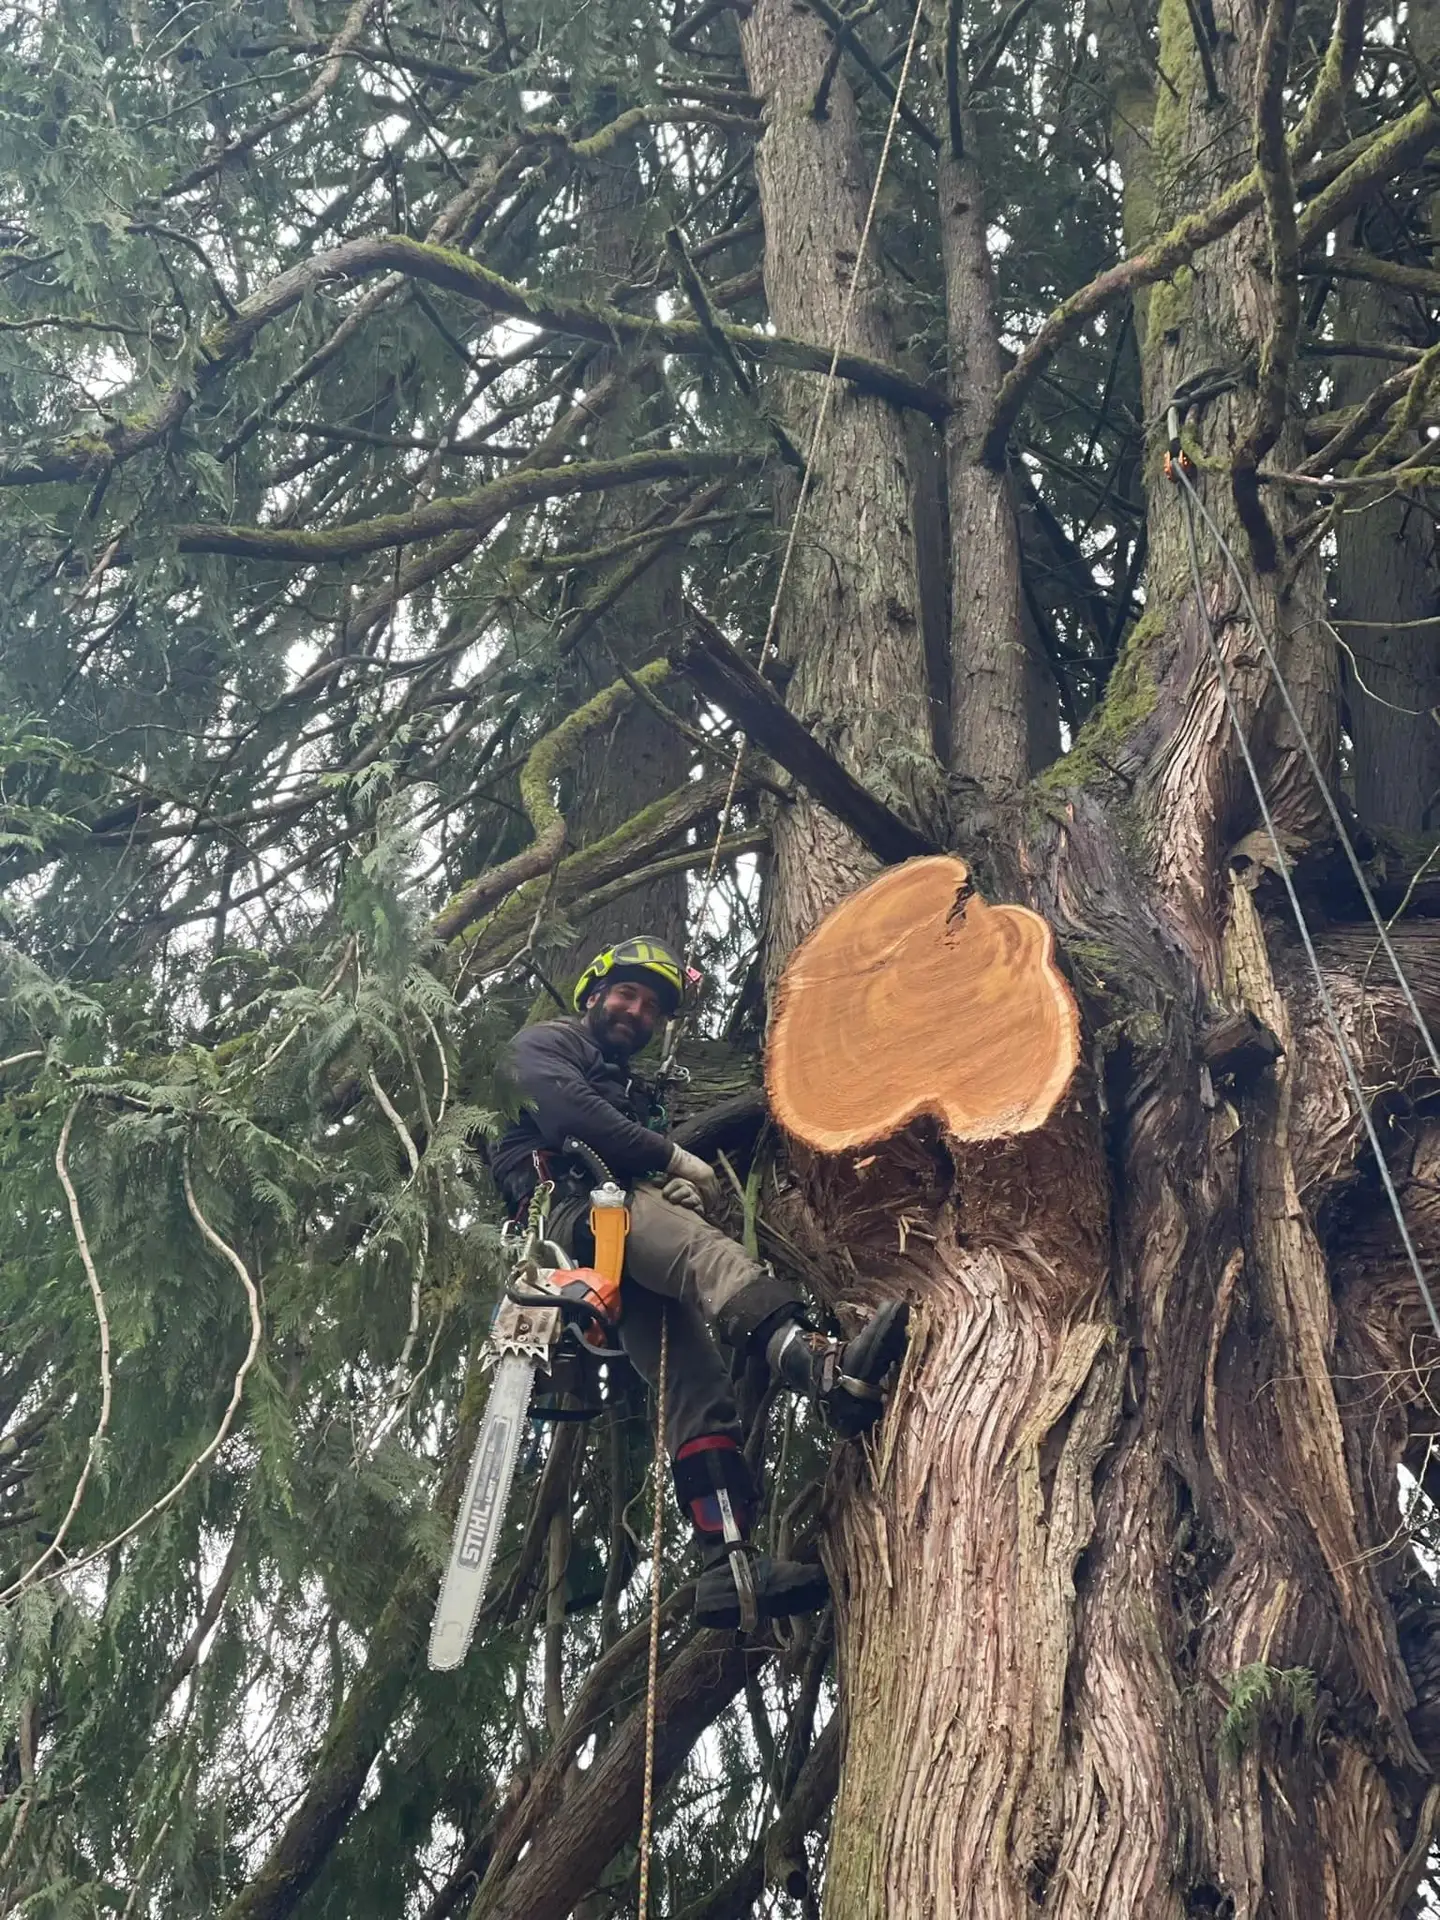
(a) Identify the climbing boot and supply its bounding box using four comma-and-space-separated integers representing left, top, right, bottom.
673, 1435, 829, 1633
694, 1542, 829, 1631
766, 1299, 910, 1437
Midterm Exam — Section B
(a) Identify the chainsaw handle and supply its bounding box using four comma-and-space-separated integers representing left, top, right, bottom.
563, 1135, 614, 1187
559, 1323, 627, 1365
505, 1280, 620, 1348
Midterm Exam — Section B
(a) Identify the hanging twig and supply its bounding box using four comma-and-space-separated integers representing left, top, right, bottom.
417, 1007, 450, 1132
4, 1141, 264, 1603
0, 1102, 113, 1601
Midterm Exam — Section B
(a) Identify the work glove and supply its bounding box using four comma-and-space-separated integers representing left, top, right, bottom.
660, 1176, 707, 1214
666, 1142, 718, 1204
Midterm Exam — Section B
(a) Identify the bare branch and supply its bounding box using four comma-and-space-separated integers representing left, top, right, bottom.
430, 660, 672, 943
165, 0, 375, 198
679, 609, 938, 863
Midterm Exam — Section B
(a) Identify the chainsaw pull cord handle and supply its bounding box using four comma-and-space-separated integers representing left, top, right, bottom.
561, 1136, 629, 1326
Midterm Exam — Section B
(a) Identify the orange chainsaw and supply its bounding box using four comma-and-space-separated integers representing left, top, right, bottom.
428, 1137, 630, 1671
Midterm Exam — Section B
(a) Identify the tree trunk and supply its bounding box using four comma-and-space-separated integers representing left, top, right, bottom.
940, 125, 1030, 792
739, 0, 940, 968
563, 120, 691, 963
745, 0, 1438, 1912
1331, 274, 1440, 835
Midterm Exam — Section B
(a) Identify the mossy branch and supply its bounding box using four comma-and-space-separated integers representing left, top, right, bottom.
983, 97, 1440, 469
1303, 357, 1418, 475
451, 770, 757, 969
430, 660, 671, 943
0, 233, 943, 489
175, 448, 759, 563
982, 173, 1265, 467
1319, 248, 1440, 301
1290, 0, 1364, 163
1295, 97, 1440, 248
561, 102, 761, 156
564, 830, 769, 926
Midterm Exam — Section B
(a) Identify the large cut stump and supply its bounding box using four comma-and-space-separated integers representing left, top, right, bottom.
766, 855, 1079, 1151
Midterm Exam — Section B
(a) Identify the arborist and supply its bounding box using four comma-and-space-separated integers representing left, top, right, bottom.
490, 934, 909, 1631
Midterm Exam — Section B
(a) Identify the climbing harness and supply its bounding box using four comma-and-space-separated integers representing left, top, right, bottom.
427, 1140, 631, 1670
1166, 424, 1440, 1343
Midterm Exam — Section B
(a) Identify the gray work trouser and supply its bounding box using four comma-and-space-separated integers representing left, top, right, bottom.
547, 1184, 765, 1455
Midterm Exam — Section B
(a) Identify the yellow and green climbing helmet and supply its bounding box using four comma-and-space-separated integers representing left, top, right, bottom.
573, 935, 685, 1015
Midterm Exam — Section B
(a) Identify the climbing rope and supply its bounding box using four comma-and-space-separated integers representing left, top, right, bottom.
638, 0, 931, 1889
1172, 457, 1440, 1343
638, 1306, 668, 1920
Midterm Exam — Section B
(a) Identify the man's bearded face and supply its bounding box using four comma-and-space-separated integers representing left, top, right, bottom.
584, 979, 663, 1057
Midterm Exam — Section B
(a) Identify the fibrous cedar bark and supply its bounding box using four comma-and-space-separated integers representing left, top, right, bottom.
741, 0, 1440, 1913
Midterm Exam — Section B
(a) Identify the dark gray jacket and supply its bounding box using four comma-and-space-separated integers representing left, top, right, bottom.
490, 1017, 670, 1208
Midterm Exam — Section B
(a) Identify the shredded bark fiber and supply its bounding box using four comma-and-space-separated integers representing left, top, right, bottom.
766, 855, 1080, 1152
